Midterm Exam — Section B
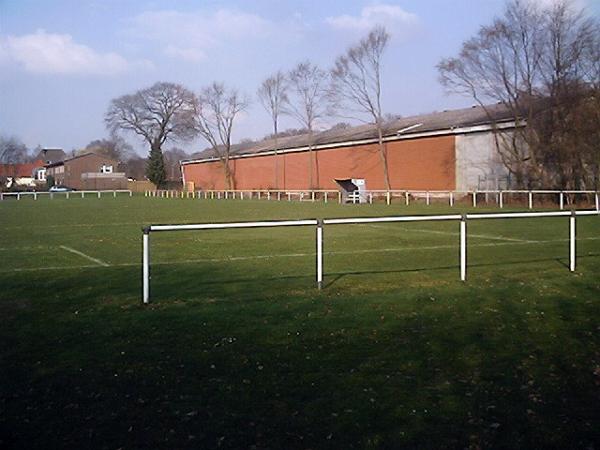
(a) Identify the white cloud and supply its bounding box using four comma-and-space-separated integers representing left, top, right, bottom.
126, 9, 272, 63
326, 4, 419, 32
0, 29, 150, 75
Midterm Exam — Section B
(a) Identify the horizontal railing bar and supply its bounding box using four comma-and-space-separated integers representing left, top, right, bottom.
149, 219, 318, 232
324, 214, 462, 225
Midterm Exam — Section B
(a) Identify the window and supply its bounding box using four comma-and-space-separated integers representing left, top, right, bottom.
37, 168, 46, 181
100, 164, 113, 174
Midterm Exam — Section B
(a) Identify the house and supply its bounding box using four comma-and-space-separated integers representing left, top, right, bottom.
181, 103, 518, 192
45, 153, 127, 190
0, 160, 45, 188
34, 148, 66, 182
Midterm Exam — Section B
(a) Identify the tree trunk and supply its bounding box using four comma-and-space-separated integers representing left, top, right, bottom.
377, 125, 391, 190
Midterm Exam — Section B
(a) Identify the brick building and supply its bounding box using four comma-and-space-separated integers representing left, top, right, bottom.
181, 104, 517, 192
46, 153, 127, 190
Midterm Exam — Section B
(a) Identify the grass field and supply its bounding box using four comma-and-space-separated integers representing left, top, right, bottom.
1, 195, 599, 449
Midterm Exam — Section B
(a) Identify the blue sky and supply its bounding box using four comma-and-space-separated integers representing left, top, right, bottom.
1, 0, 598, 154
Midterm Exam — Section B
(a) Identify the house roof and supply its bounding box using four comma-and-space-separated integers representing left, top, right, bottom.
184, 102, 517, 164
0, 160, 44, 177
37, 148, 66, 164
45, 152, 118, 168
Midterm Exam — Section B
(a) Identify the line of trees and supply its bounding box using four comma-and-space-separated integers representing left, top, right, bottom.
438, 0, 600, 190
105, 26, 393, 189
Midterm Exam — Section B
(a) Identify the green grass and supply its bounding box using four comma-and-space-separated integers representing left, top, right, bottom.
1, 196, 599, 449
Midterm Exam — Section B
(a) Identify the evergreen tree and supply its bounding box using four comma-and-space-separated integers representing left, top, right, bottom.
146, 146, 166, 188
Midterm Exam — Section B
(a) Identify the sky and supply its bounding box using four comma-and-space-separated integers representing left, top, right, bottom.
1, 0, 598, 155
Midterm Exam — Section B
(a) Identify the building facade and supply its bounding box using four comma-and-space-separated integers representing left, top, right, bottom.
46, 153, 127, 190
182, 104, 517, 192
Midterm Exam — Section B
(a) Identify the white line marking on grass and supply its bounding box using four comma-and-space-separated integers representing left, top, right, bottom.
364, 223, 535, 243
2, 237, 599, 273
59, 245, 110, 267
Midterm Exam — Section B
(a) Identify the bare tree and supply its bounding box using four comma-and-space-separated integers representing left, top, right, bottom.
438, 0, 599, 190
196, 82, 249, 189
0, 135, 29, 165
258, 71, 288, 189
105, 82, 198, 187
84, 136, 134, 163
330, 26, 392, 190
285, 61, 329, 189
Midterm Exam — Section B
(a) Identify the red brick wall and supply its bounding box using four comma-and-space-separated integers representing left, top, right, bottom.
183, 135, 456, 190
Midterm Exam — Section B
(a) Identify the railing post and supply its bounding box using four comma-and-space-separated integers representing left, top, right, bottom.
113, 190, 116, 198
277, 191, 281, 201
17, 193, 20, 200
405, 191, 409, 206
595, 192, 599, 212
559, 191, 564, 210
528, 191, 533, 210
324, 192, 328, 203
311, 191, 315, 202
316, 219, 323, 290
472, 191, 477, 208
369, 192, 373, 204
34, 192, 37, 200
142, 227, 150, 304
426, 191, 430, 206
386, 191, 390, 205
570, 211, 576, 272
97, 191, 101, 199
338, 191, 341, 204
449, 192, 454, 207
460, 214, 467, 281
66, 192, 69, 199
499, 190, 503, 209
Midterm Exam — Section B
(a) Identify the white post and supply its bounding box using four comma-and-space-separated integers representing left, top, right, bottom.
386, 191, 390, 205
595, 192, 599, 212
369, 192, 373, 204
267, 192, 271, 201
325, 192, 328, 203
17, 193, 20, 200
460, 215, 467, 281
129, 190, 132, 197
50, 193, 54, 200
34, 192, 37, 200
472, 191, 476, 208
405, 192, 409, 206
499, 191, 503, 209
278, 191, 281, 201
113, 190, 116, 198
449, 192, 454, 207
426, 191, 430, 206
528, 191, 533, 210
338, 191, 341, 204
97, 191, 101, 199
288, 192, 291, 201
258, 191, 261, 200
143, 228, 150, 304
570, 212, 576, 272
559, 192, 564, 210
66, 192, 69, 199
316, 219, 323, 290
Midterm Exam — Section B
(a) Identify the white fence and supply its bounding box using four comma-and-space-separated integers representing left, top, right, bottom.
145, 189, 600, 210
0, 190, 133, 200
141, 209, 599, 303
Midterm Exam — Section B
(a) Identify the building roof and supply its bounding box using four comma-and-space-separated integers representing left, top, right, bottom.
45, 152, 118, 168
37, 148, 66, 164
184, 103, 517, 164
0, 160, 44, 177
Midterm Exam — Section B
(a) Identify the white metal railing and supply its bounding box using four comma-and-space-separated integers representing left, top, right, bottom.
144, 189, 600, 210
0, 190, 133, 200
141, 209, 599, 303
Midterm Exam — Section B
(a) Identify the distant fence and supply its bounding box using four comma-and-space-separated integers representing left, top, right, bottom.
0, 190, 133, 200
141, 209, 599, 303
145, 189, 600, 211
